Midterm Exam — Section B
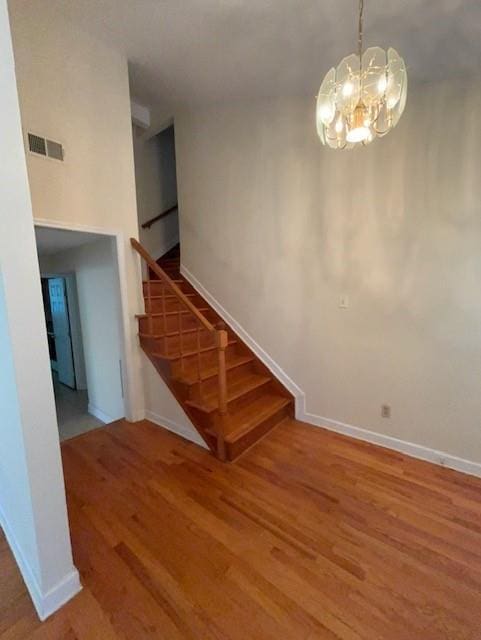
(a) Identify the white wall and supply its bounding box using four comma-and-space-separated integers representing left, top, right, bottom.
175, 80, 481, 470
8, 0, 198, 440
0, 0, 80, 618
40, 237, 125, 422
133, 124, 179, 259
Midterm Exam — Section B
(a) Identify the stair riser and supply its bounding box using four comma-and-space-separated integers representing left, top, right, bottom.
226, 405, 291, 461
165, 331, 216, 354
145, 296, 204, 313
142, 280, 189, 296
139, 312, 216, 335
170, 344, 239, 378
188, 362, 257, 403
139, 328, 216, 353
224, 379, 274, 414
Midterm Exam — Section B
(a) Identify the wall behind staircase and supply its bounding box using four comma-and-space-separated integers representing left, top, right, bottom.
175, 79, 481, 468
133, 124, 179, 260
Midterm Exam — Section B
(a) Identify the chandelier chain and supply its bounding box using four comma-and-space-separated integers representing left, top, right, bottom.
358, 0, 364, 62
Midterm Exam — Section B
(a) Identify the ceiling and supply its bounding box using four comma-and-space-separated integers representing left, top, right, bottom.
35, 227, 103, 256
18, 1, 481, 113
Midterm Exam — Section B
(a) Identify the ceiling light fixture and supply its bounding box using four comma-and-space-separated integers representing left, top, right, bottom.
316, 0, 407, 150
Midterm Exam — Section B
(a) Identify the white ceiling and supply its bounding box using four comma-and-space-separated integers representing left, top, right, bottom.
35, 227, 103, 256
18, 1, 481, 113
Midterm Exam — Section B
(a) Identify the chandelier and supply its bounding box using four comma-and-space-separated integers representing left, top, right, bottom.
316, 0, 407, 149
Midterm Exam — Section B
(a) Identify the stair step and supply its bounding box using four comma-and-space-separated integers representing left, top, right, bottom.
175, 354, 254, 385
139, 326, 208, 339
136, 307, 211, 320
143, 279, 184, 285
149, 338, 237, 361
186, 373, 271, 413
218, 394, 291, 443
146, 293, 197, 300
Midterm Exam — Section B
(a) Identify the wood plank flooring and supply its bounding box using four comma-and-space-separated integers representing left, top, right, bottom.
2, 418, 481, 639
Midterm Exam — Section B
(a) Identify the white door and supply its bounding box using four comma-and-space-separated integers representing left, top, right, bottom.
49, 278, 76, 388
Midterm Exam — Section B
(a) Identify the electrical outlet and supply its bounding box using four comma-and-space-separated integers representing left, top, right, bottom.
381, 404, 391, 418
339, 294, 349, 309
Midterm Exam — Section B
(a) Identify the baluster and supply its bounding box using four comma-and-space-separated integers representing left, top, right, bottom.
161, 281, 167, 355
216, 329, 229, 460
146, 280, 153, 335
178, 307, 184, 372
196, 325, 202, 400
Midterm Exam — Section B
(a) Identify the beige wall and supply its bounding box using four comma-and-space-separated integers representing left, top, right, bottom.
175, 79, 481, 466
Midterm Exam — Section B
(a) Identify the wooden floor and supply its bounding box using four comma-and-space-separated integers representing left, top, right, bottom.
2, 419, 481, 639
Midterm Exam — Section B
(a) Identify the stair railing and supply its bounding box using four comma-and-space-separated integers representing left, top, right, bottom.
141, 203, 178, 230
130, 238, 228, 459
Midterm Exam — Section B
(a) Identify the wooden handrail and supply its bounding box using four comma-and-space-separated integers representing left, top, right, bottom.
141, 204, 178, 229
130, 238, 215, 333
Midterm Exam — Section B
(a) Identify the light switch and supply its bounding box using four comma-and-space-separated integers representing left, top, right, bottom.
339, 294, 349, 309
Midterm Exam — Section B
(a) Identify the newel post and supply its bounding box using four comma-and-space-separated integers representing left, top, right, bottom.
216, 329, 229, 460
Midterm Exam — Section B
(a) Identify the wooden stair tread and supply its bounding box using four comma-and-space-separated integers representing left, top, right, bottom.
219, 395, 291, 442
138, 326, 209, 339
149, 338, 237, 361
175, 354, 254, 385
186, 373, 271, 413
143, 293, 196, 301
143, 279, 183, 284
137, 307, 211, 320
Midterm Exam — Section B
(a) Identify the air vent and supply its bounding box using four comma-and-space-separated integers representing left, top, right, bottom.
28, 133, 46, 156
46, 139, 64, 161
27, 132, 64, 161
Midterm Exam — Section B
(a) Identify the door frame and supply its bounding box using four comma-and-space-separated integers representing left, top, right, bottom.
34, 218, 138, 422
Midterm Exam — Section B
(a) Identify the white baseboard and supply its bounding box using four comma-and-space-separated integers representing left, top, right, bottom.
88, 404, 115, 424
298, 407, 481, 479
145, 410, 208, 449
180, 265, 304, 407
180, 263, 481, 480
0, 505, 81, 621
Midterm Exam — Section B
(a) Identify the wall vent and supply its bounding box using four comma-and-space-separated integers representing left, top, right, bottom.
28, 133, 46, 156
28, 132, 64, 161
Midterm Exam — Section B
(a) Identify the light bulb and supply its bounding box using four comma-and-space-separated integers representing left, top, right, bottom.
342, 82, 353, 97
378, 75, 388, 93
346, 126, 371, 143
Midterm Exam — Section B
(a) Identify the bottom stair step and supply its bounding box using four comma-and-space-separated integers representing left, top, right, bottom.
223, 394, 291, 443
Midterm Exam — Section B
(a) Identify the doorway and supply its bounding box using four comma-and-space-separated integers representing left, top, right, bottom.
35, 226, 127, 440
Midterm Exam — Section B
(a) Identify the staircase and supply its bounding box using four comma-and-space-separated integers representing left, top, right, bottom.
132, 239, 294, 461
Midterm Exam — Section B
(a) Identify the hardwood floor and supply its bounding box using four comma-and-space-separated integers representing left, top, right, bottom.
2, 418, 481, 639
